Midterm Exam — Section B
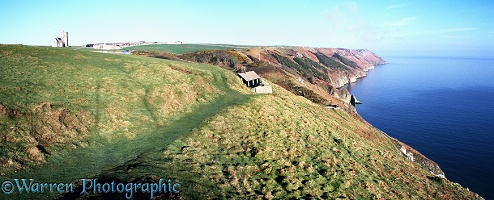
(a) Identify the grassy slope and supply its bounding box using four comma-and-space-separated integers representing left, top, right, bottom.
0, 45, 478, 199
158, 84, 477, 199
122, 44, 239, 54
0, 45, 249, 199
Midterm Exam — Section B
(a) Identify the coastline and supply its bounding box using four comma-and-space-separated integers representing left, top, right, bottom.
0, 45, 483, 199
343, 62, 446, 175
345, 60, 485, 199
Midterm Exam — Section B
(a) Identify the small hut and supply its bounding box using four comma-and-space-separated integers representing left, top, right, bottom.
238, 71, 261, 87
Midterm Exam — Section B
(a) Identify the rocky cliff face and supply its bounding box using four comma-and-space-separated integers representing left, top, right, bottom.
312, 48, 386, 88
244, 47, 387, 89
174, 46, 386, 107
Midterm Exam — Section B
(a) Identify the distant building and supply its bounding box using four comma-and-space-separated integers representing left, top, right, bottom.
52, 30, 68, 47
52, 38, 64, 47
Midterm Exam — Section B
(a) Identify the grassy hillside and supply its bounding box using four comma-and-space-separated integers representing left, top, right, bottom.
0, 45, 478, 199
0, 44, 249, 199
122, 44, 242, 54
123, 45, 387, 108
157, 84, 477, 199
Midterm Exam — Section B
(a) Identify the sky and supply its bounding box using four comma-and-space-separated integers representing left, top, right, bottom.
1, 0, 493, 57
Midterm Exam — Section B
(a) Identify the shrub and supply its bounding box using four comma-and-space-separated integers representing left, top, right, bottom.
271, 54, 330, 82
314, 52, 350, 71
332, 53, 359, 69
293, 57, 330, 82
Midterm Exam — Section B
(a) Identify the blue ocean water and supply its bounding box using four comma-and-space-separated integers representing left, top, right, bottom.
347, 56, 494, 199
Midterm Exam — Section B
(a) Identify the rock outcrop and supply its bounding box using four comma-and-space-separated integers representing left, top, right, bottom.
315, 48, 386, 88
350, 95, 361, 106
400, 142, 445, 176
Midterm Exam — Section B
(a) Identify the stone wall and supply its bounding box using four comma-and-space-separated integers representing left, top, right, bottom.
253, 85, 273, 94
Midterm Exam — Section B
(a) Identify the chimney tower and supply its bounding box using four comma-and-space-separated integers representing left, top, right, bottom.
62, 30, 69, 47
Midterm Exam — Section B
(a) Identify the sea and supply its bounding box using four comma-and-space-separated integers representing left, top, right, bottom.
346, 56, 494, 199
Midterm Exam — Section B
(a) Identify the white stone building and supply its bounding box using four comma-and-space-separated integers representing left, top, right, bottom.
52, 30, 68, 47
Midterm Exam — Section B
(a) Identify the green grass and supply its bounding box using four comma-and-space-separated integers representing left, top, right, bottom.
156, 84, 478, 199
0, 44, 479, 199
0, 44, 251, 199
6, 91, 251, 199
122, 44, 242, 54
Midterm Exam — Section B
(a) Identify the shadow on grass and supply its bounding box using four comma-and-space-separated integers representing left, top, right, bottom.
0, 90, 252, 200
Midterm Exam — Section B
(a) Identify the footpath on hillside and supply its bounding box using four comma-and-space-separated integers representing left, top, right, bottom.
0, 71, 252, 199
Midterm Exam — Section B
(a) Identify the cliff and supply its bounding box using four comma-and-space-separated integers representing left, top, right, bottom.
0, 45, 480, 199
399, 142, 445, 176
295, 48, 386, 88
175, 46, 386, 107
173, 45, 460, 189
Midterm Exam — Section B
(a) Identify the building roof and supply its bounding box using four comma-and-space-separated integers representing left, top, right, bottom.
238, 71, 260, 82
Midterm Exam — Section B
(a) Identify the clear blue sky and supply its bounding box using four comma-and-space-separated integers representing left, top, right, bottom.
1, 0, 493, 57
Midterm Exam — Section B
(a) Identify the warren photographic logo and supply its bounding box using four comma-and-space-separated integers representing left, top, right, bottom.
1, 178, 180, 199
1, 179, 73, 194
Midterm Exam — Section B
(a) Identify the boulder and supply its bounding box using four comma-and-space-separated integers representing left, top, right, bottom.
350, 95, 361, 106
